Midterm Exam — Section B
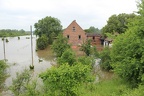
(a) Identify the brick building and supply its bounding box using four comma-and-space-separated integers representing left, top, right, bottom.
63, 20, 103, 50
63, 20, 87, 46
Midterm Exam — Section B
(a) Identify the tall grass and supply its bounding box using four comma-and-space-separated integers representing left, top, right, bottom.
79, 76, 130, 96
0, 60, 8, 91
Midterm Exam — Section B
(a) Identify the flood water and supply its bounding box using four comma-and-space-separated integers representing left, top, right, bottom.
0, 36, 54, 93
0, 35, 113, 95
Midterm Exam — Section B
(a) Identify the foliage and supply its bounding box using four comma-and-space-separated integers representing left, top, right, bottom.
122, 85, 144, 96
51, 34, 70, 57
84, 26, 101, 34
10, 69, 31, 95
100, 47, 112, 71
39, 63, 94, 96
80, 39, 91, 56
34, 16, 62, 44
36, 35, 48, 50
10, 69, 41, 96
111, 30, 144, 87
0, 29, 29, 37
110, 0, 144, 88
91, 45, 99, 58
80, 77, 129, 96
101, 13, 137, 34
57, 49, 76, 66
0, 60, 7, 89
77, 56, 94, 68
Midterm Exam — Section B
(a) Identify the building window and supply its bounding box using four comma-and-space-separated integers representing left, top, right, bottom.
73, 27, 76, 32
78, 35, 81, 40
93, 36, 95, 40
67, 35, 69, 39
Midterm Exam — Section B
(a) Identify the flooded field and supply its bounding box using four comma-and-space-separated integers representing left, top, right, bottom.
0, 36, 54, 88
0, 35, 113, 95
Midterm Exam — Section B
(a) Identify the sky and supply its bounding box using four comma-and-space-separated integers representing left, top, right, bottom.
0, 0, 138, 31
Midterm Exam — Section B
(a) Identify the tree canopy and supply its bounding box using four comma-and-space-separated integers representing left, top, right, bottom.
101, 13, 137, 35
84, 26, 101, 34
34, 16, 62, 44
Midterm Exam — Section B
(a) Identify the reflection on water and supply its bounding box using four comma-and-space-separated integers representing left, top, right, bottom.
0, 36, 54, 88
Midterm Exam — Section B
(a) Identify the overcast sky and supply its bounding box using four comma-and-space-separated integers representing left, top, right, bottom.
0, 0, 138, 31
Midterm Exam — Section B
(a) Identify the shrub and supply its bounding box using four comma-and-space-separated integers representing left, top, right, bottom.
39, 63, 94, 96
51, 34, 70, 57
57, 49, 76, 66
100, 47, 112, 71
0, 60, 7, 89
36, 35, 48, 50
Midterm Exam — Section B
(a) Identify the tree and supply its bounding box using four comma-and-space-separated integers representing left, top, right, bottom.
36, 35, 48, 50
51, 34, 70, 57
101, 13, 137, 35
34, 16, 62, 44
57, 49, 76, 66
111, 0, 144, 87
39, 63, 94, 96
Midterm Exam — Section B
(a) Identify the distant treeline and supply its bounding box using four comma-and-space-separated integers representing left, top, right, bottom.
0, 29, 30, 37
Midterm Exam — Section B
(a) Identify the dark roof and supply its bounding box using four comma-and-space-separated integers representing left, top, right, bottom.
86, 33, 101, 37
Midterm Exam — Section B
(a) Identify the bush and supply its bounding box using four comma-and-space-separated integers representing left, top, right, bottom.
80, 39, 91, 56
10, 69, 42, 96
39, 63, 94, 96
57, 49, 76, 66
36, 35, 48, 50
0, 60, 7, 89
100, 47, 112, 71
77, 56, 94, 68
51, 34, 70, 57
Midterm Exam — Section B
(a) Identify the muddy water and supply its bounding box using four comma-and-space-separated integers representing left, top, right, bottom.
0, 36, 54, 88
0, 36, 113, 95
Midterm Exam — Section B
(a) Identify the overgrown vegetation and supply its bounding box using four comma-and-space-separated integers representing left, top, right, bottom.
111, 0, 144, 88
57, 49, 76, 66
51, 34, 70, 57
9, 69, 42, 96
36, 35, 48, 50
40, 63, 94, 96
100, 47, 112, 71
0, 60, 7, 90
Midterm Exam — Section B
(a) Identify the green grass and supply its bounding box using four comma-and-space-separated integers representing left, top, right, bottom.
79, 76, 130, 96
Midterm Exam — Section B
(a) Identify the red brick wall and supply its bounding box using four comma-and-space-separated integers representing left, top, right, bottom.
87, 36, 103, 51
63, 20, 87, 46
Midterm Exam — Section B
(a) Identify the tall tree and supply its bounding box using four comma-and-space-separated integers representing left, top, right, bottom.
34, 16, 62, 44
111, 0, 144, 87
102, 13, 137, 35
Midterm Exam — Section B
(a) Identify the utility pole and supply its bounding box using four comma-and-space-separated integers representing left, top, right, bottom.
30, 25, 34, 69
3, 38, 6, 62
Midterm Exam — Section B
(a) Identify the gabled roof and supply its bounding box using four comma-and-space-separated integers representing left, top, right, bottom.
63, 20, 86, 33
